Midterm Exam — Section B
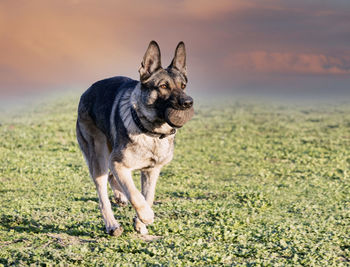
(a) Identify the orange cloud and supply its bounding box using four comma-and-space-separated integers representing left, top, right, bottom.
225, 51, 350, 75
182, 0, 255, 18
0, 0, 139, 93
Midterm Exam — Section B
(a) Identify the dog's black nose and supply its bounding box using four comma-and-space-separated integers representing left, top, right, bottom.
179, 96, 193, 109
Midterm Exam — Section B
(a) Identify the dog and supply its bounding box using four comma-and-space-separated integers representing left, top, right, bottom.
76, 41, 194, 236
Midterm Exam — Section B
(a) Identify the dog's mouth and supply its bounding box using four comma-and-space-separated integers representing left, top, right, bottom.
164, 106, 194, 128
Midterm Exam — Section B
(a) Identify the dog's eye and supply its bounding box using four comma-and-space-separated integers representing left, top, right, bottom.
181, 84, 186, 89
160, 84, 167, 89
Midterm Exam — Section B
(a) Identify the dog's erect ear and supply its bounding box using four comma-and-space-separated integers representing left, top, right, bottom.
168, 41, 186, 75
139, 40, 162, 82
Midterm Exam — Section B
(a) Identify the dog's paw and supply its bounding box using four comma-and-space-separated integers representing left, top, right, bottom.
133, 217, 148, 235
113, 191, 128, 207
108, 225, 124, 237
136, 204, 154, 225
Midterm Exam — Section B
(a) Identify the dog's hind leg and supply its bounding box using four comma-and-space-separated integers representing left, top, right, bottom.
76, 119, 123, 237
108, 172, 128, 207
134, 167, 161, 235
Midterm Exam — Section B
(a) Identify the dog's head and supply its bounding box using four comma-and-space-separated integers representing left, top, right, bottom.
138, 41, 194, 128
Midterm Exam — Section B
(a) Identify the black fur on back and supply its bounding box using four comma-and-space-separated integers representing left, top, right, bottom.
79, 76, 138, 144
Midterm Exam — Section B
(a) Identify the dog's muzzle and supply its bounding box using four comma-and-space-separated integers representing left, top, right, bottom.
164, 95, 194, 128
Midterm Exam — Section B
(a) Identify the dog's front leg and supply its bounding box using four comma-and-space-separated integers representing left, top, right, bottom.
141, 167, 161, 206
108, 172, 128, 206
134, 167, 161, 235
110, 161, 154, 225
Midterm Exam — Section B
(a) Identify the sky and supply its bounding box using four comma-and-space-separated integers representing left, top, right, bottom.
1, 0, 350, 99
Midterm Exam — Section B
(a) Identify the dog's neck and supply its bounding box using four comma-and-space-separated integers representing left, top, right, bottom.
124, 83, 175, 137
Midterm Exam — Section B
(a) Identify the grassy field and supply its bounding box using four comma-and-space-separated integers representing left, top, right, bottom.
0, 95, 349, 266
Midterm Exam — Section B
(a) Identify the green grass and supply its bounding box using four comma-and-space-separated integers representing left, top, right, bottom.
0, 95, 349, 266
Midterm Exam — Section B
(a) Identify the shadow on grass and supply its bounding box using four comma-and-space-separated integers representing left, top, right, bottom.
169, 191, 229, 200
73, 196, 98, 202
0, 214, 104, 237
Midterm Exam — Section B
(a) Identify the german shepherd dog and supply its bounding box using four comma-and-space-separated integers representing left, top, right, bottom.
76, 41, 194, 236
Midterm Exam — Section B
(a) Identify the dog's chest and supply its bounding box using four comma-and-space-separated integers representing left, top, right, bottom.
127, 134, 174, 169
